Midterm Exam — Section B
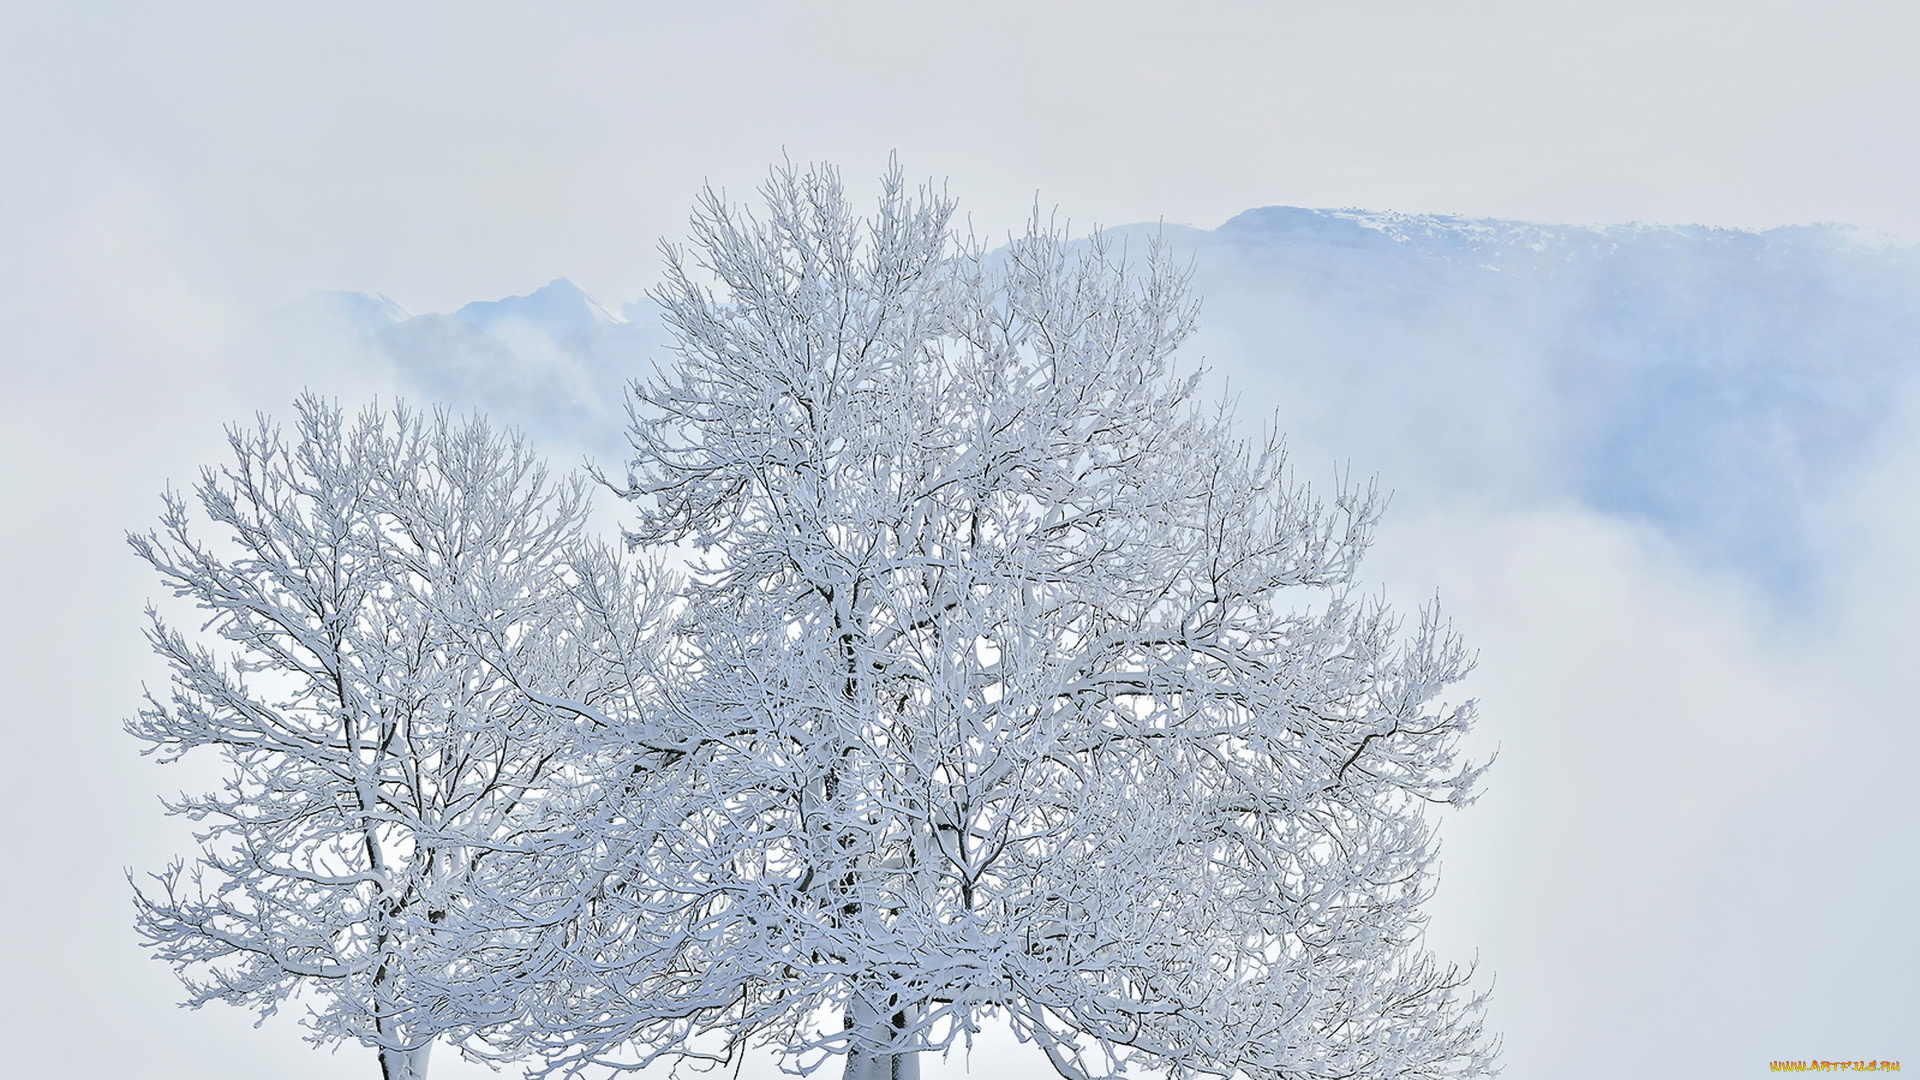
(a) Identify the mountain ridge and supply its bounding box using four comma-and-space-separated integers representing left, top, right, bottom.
280, 209, 1920, 606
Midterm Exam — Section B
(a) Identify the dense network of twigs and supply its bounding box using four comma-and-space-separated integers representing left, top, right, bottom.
130, 162, 1496, 1080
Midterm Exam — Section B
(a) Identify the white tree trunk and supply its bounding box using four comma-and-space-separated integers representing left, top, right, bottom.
840, 1045, 919, 1080
841, 998, 920, 1080
379, 1042, 431, 1080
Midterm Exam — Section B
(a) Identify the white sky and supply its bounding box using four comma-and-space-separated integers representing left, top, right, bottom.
2, 3, 1915, 1078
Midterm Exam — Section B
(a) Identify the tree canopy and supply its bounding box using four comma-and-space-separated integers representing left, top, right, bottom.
456, 163, 1495, 1080
128, 399, 662, 1080
131, 163, 1496, 1080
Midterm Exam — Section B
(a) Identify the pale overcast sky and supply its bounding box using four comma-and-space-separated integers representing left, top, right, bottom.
2, 4, 1914, 1079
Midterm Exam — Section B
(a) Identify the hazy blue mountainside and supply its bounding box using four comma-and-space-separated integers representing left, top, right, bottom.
1139, 209, 1920, 603
276, 278, 664, 462
283, 211, 1920, 604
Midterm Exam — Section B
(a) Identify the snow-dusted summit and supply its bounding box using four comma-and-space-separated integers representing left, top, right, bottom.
452, 278, 624, 340
1158, 207, 1920, 603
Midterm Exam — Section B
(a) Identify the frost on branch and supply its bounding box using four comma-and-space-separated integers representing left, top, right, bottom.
485, 163, 1497, 1080
127, 397, 666, 1079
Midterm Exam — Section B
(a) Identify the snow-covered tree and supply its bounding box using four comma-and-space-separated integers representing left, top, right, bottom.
482, 163, 1497, 1080
128, 396, 663, 1080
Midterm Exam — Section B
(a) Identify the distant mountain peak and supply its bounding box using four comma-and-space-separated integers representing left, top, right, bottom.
453, 278, 623, 339
1213, 206, 1591, 265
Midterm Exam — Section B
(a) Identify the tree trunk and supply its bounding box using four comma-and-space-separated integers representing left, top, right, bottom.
378, 1041, 431, 1080
842, 998, 920, 1080
841, 1045, 919, 1080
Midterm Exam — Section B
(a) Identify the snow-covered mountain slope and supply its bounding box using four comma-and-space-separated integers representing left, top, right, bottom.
287, 211, 1920, 605
1154, 208, 1920, 604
